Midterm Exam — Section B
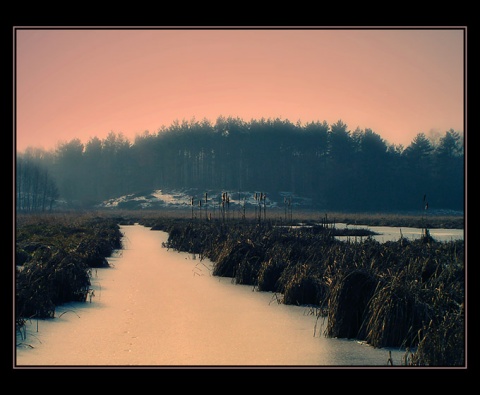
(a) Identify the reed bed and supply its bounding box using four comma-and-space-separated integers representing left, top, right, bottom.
15, 213, 123, 331
149, 217, 464, 366
15, 211, 464, 366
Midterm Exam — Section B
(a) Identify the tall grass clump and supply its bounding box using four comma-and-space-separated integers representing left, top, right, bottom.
213, 237, 265, 284
16, 247, 91, 320
279, 262, 328, 306
15, 214, 123, 331
322, 237, 464, 366
208, 222, 277, 284
326, 268, 378, 339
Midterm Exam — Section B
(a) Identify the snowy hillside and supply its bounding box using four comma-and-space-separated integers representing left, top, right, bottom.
98, 189, 313, 211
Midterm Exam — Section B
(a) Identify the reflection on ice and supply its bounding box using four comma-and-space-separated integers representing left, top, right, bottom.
16, 224, 410, 367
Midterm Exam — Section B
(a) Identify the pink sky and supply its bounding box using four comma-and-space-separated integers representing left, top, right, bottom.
15, 27, 465, 152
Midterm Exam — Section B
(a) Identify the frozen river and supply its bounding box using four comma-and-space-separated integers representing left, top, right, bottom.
335, 223, 464, 243
15, 224, 407, 367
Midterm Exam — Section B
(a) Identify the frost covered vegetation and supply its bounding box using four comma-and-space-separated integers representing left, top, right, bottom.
15, 212, 465, 366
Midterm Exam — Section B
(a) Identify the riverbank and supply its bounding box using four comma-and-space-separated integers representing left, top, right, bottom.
16, 224, 406, 366
108, 208, 465, 229
14, 211, 466, 366
143, 217, 465, 366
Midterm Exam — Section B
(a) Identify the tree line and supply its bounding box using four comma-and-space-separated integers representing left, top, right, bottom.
16, 156, 59, 212
16, 116, 464, 212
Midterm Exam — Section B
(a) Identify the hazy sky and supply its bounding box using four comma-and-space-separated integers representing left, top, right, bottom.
15, 27, 465, 152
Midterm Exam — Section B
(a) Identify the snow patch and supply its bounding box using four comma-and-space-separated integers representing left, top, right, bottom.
98, 189, 312, 210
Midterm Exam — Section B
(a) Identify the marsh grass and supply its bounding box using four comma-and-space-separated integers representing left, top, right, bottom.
155, 216, 464, 366
15, 213, 123, 332
15, 210, 464, 366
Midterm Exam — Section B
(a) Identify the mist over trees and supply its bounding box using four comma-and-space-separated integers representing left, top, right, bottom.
16, 152, 59, 212
16, 117, 464, 212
